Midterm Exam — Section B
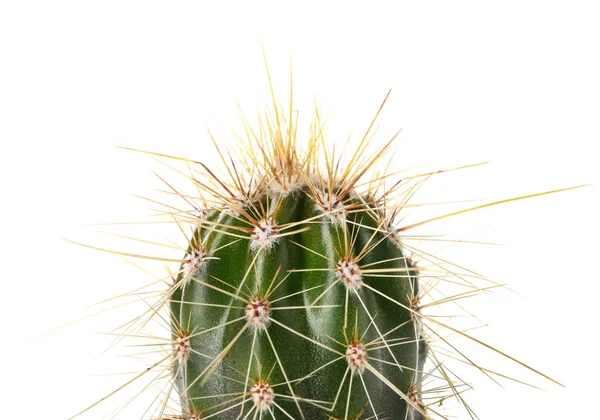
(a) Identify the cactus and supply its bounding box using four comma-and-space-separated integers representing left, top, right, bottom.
68, 68, 582, 420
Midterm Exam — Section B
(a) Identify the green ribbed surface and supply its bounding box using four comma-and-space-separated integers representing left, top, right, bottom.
171, 190, 423, 419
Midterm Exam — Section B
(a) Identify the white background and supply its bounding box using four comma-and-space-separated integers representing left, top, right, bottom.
1, 1, 599, 419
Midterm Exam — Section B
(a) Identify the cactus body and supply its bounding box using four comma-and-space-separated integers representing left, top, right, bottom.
67, 82, 574, 420
170, 184, 424, 419
65, 62, 579, 420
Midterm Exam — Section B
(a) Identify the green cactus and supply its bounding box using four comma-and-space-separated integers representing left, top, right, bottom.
68, 73, 580, 420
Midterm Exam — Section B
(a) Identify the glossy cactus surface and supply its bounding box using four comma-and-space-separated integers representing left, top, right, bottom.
170, 186, 426, 419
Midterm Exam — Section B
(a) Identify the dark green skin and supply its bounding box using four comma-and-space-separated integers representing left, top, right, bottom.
171, 190, 424, 419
